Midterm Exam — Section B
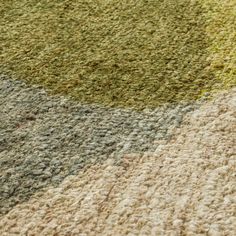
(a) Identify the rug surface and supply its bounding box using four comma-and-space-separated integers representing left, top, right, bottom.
0, 0, 235, 235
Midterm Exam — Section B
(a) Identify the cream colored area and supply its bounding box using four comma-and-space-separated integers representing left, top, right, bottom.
0, 89, 235, 235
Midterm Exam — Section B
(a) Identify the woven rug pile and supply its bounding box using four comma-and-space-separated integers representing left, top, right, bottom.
0, 0, 235, 235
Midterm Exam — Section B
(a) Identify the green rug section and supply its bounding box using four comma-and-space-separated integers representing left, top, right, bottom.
201, 0, 236, 90
1, 0, 235, 109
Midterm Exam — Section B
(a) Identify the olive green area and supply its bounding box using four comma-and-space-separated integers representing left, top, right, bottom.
201, 0, 236, 91
0, 0, 235, 109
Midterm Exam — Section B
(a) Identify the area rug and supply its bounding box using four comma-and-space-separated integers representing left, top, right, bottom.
0, 0, 235, 235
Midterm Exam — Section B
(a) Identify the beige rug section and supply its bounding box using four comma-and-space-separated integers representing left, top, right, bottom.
1, 89, 235, 235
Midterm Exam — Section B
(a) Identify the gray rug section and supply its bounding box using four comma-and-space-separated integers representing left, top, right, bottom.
0, 76, 198, 215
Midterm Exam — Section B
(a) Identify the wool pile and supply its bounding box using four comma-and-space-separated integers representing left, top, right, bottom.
0, 0, 235, 235
0, 83, 235, 235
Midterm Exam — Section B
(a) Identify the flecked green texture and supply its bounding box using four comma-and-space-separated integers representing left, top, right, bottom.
0, 0, 235, 109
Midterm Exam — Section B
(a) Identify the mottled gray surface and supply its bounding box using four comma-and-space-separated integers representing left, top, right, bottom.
0, 75, 199, 215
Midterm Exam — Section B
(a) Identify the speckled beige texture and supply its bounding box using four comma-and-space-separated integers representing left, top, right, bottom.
1, 89, 235, 236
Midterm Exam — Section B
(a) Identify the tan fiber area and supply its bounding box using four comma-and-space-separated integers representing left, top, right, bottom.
1, 89, 235, 235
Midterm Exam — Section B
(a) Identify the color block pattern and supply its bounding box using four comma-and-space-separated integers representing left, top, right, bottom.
0, 0, 236, 235
0, 80, 235, 235
0, 76, 198, 215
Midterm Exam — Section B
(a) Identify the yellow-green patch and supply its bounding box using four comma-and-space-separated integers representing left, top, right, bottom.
201, 0, 236, 90
1, 0, 235, 109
